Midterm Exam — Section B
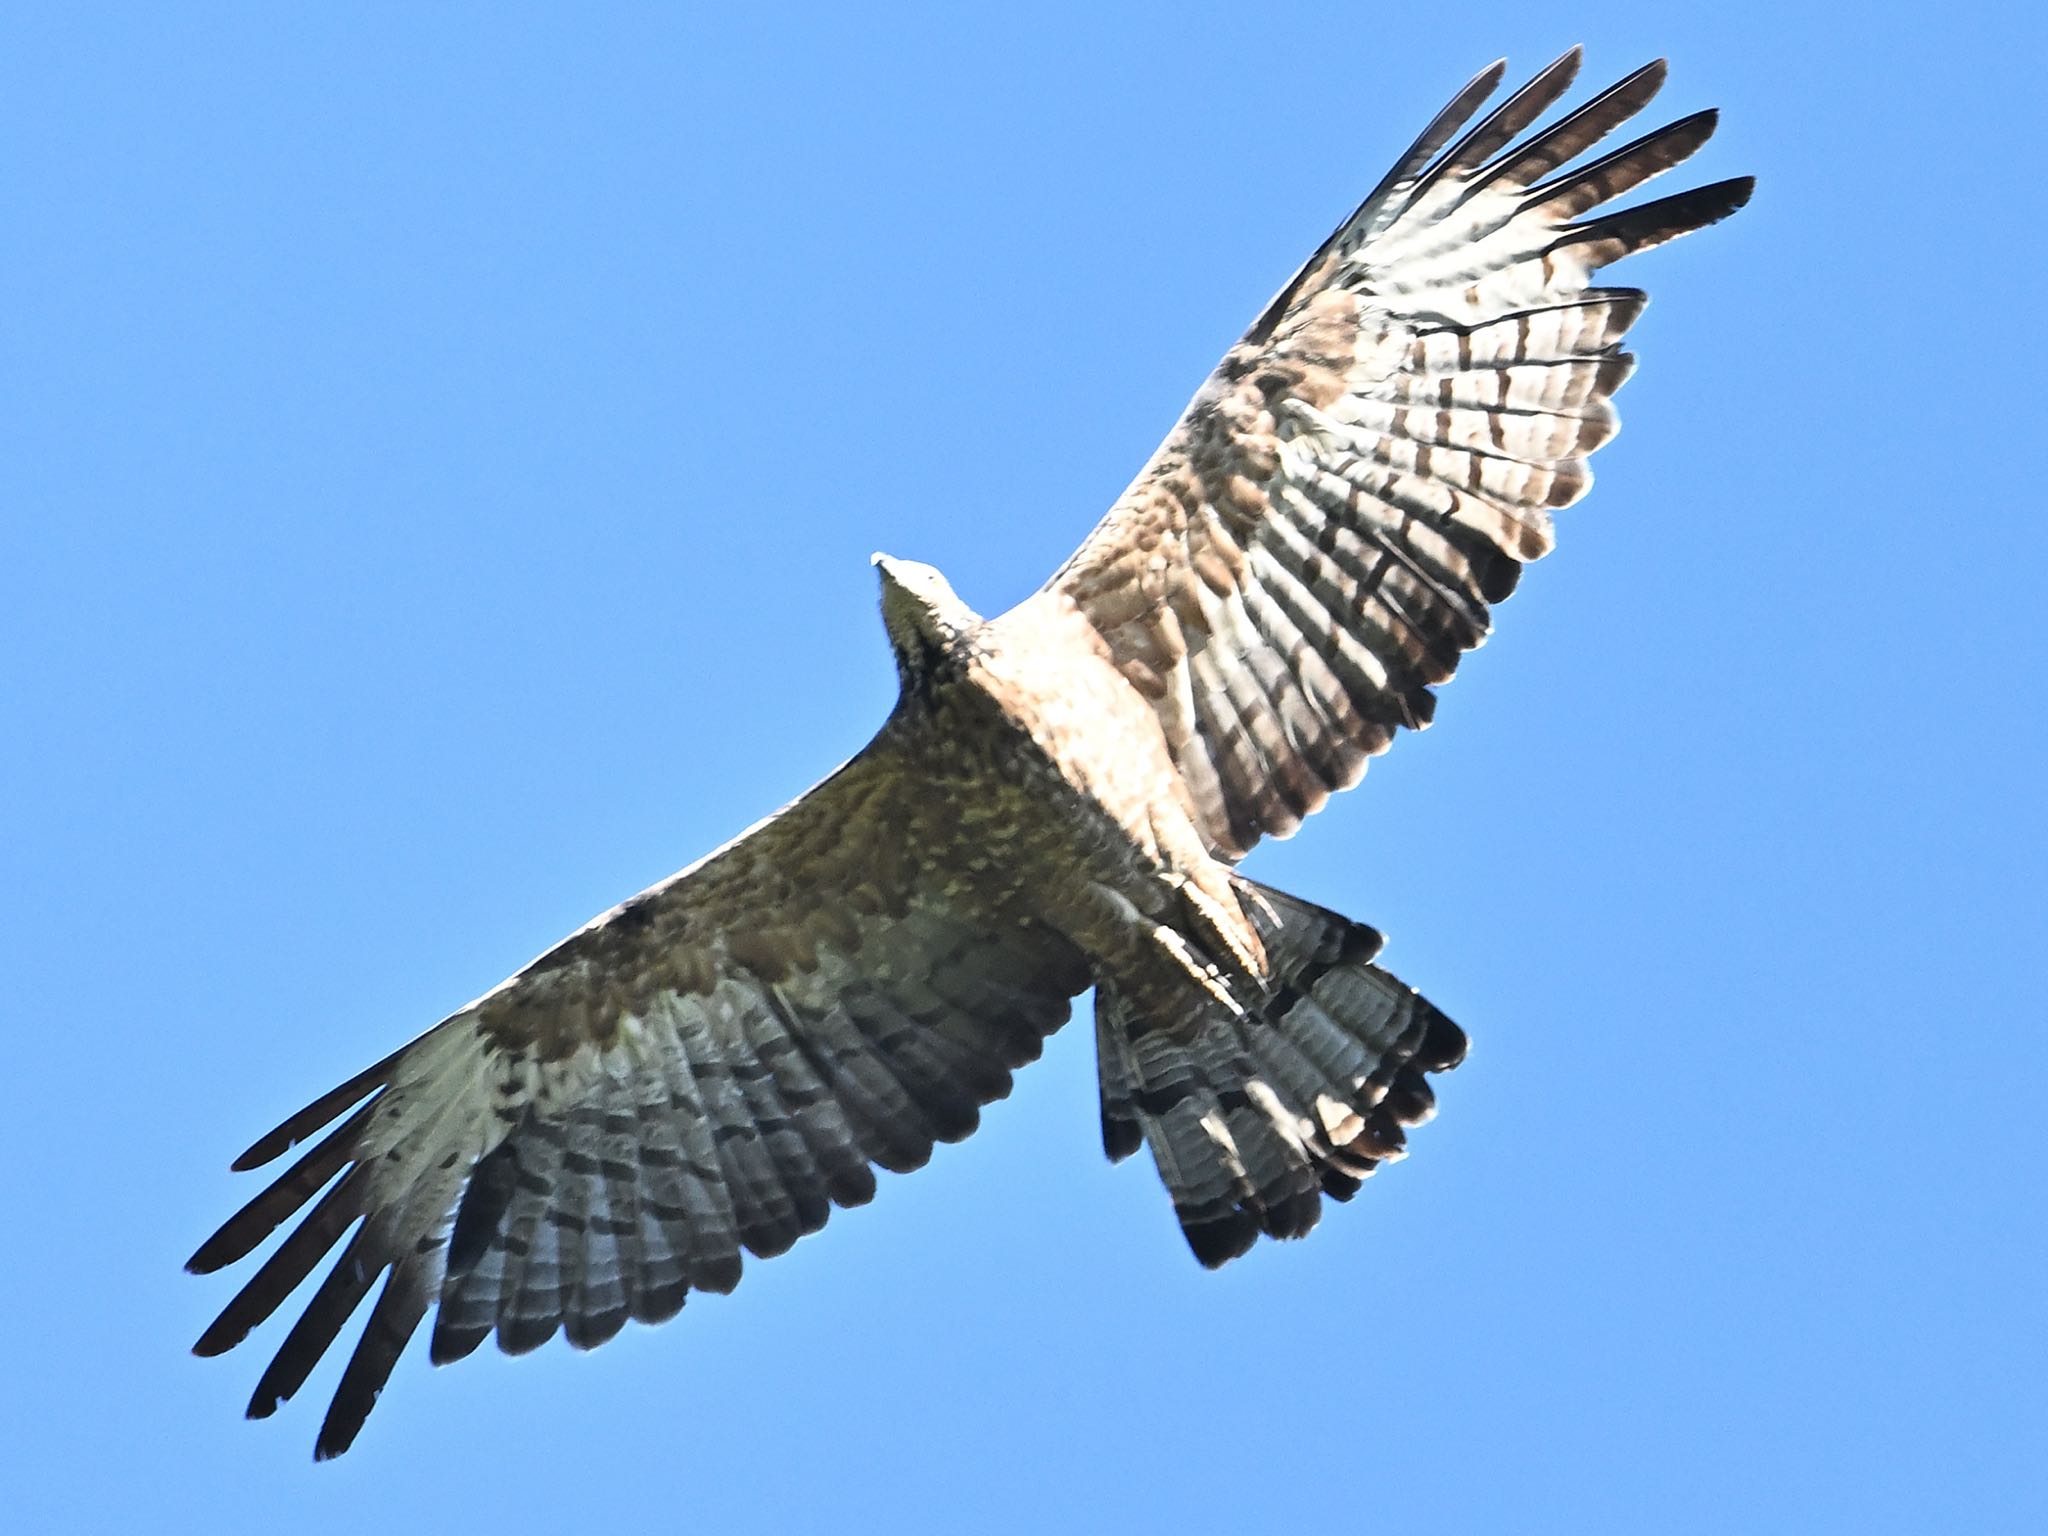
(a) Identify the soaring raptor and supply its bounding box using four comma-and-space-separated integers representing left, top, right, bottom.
191, 50, 1751, 1457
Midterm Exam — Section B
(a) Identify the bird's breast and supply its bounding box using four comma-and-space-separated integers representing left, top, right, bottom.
885, 597, 1220, 934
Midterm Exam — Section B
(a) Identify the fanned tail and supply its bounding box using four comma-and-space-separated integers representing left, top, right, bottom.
1097, 880, 1465, 1266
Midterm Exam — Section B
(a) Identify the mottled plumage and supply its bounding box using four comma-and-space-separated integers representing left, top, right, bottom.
191, 48, 1750, 1458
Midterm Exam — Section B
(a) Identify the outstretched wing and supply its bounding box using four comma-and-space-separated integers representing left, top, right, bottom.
188, 735, 1090, 1459
1041, 50, 1752, 860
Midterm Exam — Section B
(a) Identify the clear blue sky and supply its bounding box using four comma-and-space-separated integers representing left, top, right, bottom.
5, 4, 2043, 1531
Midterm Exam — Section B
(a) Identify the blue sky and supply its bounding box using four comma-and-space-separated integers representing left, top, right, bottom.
5, 3, 2043, 1530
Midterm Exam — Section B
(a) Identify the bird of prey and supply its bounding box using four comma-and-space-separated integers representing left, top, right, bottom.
190, 49, 1751, 1458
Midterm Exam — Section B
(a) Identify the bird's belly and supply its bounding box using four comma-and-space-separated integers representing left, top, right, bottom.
904, 639, 1220, 955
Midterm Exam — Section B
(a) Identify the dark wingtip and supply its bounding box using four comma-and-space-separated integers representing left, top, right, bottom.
427, 1317, 488, 1368
231, 1111, 335, 1173
1556, 173, 1756, 269
1603, 56, 1669, 109
1691, 174, 1757, 223
1649, 175, 1756, 239
1527, 46, 1585, 99
192, 1319, 242, 1358
185, 1229, 238, 1276
231, 1046, 405, 1171
313, 1381, 386, 1456
1633, 107, 1722, 170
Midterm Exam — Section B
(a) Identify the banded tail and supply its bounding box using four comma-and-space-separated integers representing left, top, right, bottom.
1096, 881, 1466, 1266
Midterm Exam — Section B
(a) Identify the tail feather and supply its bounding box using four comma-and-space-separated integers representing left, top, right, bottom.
1098, 879, 1465, 1266
1094, 999, 1145, 1163
1099, 987, 1267, 1266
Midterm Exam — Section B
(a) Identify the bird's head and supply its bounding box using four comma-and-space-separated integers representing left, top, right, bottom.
873, 553, 981, 691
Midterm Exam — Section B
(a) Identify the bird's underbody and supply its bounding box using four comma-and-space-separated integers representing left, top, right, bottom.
872, 557, 1468, 1258
190, 48, 1751, 1458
